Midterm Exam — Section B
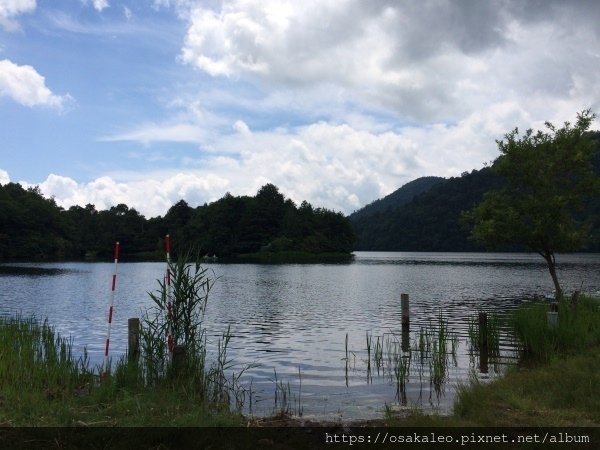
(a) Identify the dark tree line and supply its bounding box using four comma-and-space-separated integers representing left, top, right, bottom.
0, 183, 355, 262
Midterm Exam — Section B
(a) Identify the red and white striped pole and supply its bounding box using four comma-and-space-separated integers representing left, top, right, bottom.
102, 241, 120, 379
165, 235, 174, 356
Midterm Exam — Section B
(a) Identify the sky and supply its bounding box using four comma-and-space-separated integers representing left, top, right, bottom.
1, 0, 599, 218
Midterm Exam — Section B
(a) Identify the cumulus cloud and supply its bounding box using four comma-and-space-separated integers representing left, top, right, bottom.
8, 1, 600, 218
46, 103, 537, 217
37, 172, 229, 218
178, 0, 600, 121
0, 0, 35, 31
0, 59, 71, 109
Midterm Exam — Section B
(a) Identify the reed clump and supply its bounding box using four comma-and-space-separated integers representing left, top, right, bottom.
352, 313, 459, 404
132, 251, 254, 412
512, 294, 600, 360
0, 316, 92, 399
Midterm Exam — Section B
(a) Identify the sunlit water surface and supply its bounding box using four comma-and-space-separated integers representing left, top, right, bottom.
1, 252, 599, 421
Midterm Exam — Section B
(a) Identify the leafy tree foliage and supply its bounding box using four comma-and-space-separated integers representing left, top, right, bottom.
0, 183, 355, 261
464, 110, 600, 298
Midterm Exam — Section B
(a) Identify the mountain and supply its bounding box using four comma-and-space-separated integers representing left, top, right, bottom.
350, 131, 600, 252
350, 169, 504, 251
349, 176, 445, 222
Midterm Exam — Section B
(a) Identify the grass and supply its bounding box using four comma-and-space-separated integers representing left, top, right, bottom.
451, 346, 600, 426
382, 344, 600, 428
0, 315, 244, 426
512, 294, 600, 359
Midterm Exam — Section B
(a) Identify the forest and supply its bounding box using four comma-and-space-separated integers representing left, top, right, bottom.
350, 131, 600, 252
0, 183, 355, 262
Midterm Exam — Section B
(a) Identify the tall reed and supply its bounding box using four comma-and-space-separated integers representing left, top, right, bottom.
137, 251, 252, 411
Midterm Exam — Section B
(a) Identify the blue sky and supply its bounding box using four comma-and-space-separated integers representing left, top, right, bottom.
1, 1, 599, 217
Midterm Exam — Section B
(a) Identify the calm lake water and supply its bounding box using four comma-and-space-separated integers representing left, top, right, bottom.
1, 252, 600, 421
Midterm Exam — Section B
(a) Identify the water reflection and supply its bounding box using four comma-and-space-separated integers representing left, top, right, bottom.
0, 252, 599, 421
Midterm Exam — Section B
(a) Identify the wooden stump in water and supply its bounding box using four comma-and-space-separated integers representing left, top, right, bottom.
401, 293, 409, 330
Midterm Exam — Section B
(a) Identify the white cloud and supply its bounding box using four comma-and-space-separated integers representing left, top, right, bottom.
178, 0, 600, 121
14, 105, 599, 219
0, 59, 71, 109
0, 168, 9, 185
47, 105, 539, 217
103, 123, 207, 145
6, 1, 600, 219
94, 0, 109, 12
123, 6, 132, 21
37, 172, 229, 218
81, 0, 109, 12
233, 120, 250, 135
0, 0, 35, 31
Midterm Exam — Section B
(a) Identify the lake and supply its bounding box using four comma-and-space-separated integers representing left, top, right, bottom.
1, 252, 599, 421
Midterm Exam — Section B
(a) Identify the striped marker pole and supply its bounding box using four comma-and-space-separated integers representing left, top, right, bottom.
165, 235, 174, 356
102, 241, 120, 379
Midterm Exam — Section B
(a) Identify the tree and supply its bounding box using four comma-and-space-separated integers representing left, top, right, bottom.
464, 110, 599, 299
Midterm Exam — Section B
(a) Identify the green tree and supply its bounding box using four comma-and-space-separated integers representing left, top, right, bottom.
464, 110, 600, 298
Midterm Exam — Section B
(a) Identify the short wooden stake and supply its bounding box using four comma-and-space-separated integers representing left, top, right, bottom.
401, 293, 410, 329
128, 318, 140, 362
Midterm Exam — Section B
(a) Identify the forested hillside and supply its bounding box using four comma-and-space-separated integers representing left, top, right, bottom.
0, 183, 355, 261
349, 176, 444, 222
350, 132, 600, 252
350, 168, 504, 251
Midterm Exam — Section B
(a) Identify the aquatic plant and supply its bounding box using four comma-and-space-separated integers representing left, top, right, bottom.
272, 369, 303, 417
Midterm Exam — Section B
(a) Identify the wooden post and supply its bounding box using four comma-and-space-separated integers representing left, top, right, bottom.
128, 318, 140, 362
172, 344, 187, 376
479, 348, 489, 374
401, 293, 410, 330
401, 326, 410, 353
